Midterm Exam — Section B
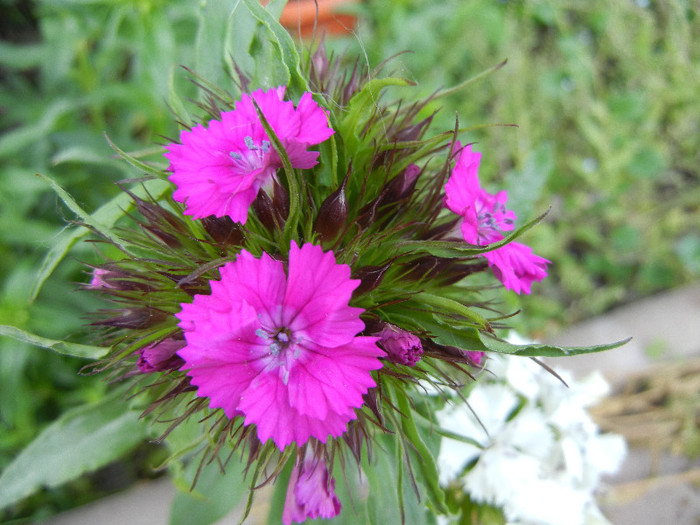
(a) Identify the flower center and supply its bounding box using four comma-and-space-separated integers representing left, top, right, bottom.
476, 200, 513, 244
229, 136, 271, 173
255, 325, 301, 384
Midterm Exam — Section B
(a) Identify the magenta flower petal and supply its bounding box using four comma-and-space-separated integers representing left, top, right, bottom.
484, 241, 550, 294
283, 242, 365, 348
165, 86, 334, 224
176, 242, 383, 449
444, 142, 549, 294
283, 457, 341, 525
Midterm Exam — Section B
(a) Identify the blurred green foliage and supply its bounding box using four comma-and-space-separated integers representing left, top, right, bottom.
348, 0, 700, 333
0, 0, 200, 518
0, 0, 699, 520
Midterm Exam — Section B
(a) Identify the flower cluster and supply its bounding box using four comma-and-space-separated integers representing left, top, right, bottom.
82, 33, 623, 524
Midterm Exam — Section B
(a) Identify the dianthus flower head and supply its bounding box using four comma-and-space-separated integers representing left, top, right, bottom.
283, 456, 341, 524
444, 142, 550, 294
175, 242, 384, 449
165, 86, 334, 224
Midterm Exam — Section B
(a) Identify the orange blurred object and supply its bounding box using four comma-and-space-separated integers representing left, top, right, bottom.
262, 0, 359, 37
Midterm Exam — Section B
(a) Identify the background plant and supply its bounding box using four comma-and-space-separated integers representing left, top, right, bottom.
349, 0, 700, 333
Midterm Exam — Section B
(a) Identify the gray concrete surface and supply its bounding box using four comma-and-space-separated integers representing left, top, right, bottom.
544, 282, 700, 525
41, 283, 700, 525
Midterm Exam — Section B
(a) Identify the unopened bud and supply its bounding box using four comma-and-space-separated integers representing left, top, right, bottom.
93, 308, 167, 329
376, 324, 423, 366
392, 114, 434, 143
380, 163, 421, 208
465, 351, 485, 366
314, 175, 348, 243
137, 338, 186, 373
252, 190, 278, 230
87, 266, 152, 292
352, 261, 392, 296
201, 215, 244, 246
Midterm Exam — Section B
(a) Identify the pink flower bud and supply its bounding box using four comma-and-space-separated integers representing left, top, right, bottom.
377, 324, 423, 366
136, 338, 186, 373
283, 457, 341, 524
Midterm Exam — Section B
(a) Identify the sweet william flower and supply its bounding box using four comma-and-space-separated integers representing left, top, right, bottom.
444, 142, 550, 294
176, 242, 384, 449
165, 87, 334, 224
283, 456, 341, 524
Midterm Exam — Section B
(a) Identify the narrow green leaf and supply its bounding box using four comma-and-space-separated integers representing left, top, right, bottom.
264, 457, 294, 525
340, 77, 410, 149
396, 394, 448, 514
31, 177, 171, 301
36, 172, 125, 248
0, 389, 147, 511
434, 59, 508, 101
104, 134, 168, 178
417, 293, 489, 329
195, 0, 240, 92
423, 319, 488, 353
0, 100, 74, 159
361, 433, 438, 525
0, 325, 108, 359
242, 0, 308, 91
422, 317, 630, 358
31, 227, 87, 302
397, 208, 551, 258
480, 335, 632, 357
251, 99, 301, 244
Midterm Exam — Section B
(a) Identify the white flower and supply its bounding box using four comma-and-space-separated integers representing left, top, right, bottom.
437, 346, 627, 525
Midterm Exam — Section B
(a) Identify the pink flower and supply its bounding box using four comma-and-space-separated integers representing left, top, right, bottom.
283, 457, 341, 524
176, 242, 384, 449
444, 142, 549, 294
165, 87, 334, 224
376, 324, 423, 366
136, 338, 186, 373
